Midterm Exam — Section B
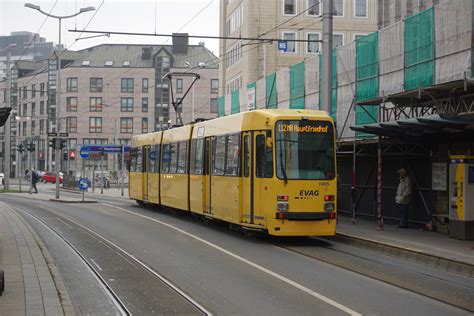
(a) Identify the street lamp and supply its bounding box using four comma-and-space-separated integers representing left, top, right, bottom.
25, 2, 95, 199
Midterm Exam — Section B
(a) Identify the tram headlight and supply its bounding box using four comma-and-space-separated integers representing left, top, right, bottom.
324, 202, 335, 211
277, 202, 289, 212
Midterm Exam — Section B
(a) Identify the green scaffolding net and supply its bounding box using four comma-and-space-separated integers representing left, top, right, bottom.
319, 50, 337, 121
247, 82, 256, 110
266, 72, 278, 109
356, 32, 379, 101
404, 7, 435, 91
290, 61, 305, 109
218, 96, 225, 117
231, 90, 240, 114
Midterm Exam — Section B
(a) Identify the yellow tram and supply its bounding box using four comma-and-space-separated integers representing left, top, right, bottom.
129, 109, 337, 236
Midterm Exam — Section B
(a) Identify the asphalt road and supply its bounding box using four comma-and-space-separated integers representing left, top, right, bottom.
1, 191, 471, 315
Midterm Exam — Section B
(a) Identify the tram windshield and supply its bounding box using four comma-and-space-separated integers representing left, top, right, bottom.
275, 120, 335, 180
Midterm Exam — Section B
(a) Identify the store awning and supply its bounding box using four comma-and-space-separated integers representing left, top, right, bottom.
350, 114, 474, 142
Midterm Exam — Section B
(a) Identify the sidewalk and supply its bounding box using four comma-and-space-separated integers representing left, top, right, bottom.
0, 201, 73, 315
337, 215, 474, 266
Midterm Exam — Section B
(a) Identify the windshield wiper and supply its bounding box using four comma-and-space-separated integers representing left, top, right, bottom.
279, 151, 288, 184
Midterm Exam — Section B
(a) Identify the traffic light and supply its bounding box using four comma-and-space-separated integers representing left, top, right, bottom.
63, 150, 68, 161
59, 138, 67, 150
27, 142, 36, 152
16, 143, 24, 153
48, 138, 56, 149
118, 153, 122, 167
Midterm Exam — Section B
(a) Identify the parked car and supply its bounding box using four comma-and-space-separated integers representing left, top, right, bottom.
42, 172, 63, 184
38, 170, 46, 181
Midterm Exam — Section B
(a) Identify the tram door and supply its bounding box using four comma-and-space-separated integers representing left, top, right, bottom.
143, 146, 149, 201
241, 132, 252, 223
253, 131, 272, 225
203, 137, 213, 215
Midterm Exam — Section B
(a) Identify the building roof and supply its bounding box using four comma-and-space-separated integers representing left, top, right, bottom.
69, 44, 218, 69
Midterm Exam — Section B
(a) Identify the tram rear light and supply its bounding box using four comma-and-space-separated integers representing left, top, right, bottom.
329, 212, 336, 219
324, 202, 335, 211
278, 212, 284, 219
324, 195, 335, 201
277, 195, 289, 201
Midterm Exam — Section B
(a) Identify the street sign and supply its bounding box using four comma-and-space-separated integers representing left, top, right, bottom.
59, 132, 69, 137
278, 40, 288, 52
149, 150, 157, 161
84, 144, 131, 154
77, 178, 90, 191
79, 146, 90, 159
48, 132, 57, 137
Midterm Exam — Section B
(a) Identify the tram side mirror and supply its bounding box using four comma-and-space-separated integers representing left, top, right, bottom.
266, 137, 273, 148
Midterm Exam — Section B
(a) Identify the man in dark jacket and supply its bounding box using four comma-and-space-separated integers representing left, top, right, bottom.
32, 169, 39, 194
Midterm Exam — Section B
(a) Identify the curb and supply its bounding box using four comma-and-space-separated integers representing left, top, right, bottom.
49, 199, 98, 204
333, 233, 474, 278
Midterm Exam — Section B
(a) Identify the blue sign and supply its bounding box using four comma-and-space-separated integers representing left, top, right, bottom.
80, 146, 90, 159
162, 152, 171, 163
278, 40, 288, 52
149, 151, 157, 161
84, 145, 131, 154
77, 178, 90, 191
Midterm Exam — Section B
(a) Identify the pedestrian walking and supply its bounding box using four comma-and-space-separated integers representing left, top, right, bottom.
31, 169, 39, 194
395, 167, 412, 228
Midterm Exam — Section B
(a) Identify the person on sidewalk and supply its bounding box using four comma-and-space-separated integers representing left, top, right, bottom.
396, 167, 412, 228
31, 169, 39, 194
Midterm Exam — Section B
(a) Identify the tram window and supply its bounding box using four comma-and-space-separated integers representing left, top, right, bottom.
190, 139, 204, 175
169, 143, 178, 173
243, 135, 250, 177
225, 134, 240, 176
213, 136, 226, 176
177, 141, 188, 174
135, 147, 143, 173
148, 145, 160, 173
130, 148, 137, 172
161, 144, 170, 173
256, 133, 273, 178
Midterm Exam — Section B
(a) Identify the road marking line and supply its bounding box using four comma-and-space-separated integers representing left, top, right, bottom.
103, 203, 361, 316
90, 258, 103, 271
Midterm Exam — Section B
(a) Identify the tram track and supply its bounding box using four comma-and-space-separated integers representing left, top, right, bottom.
4, 198, 211, 316
271, 237, 474, 312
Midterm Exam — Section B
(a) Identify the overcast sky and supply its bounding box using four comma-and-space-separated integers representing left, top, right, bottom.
0, 0, 220, 56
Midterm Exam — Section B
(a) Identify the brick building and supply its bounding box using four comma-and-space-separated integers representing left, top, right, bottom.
1, 40, 219, 176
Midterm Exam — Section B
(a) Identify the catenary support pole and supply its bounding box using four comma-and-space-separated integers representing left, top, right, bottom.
376, 99, 384, 230
322, 0, 333, 115
121, 144, 125, 197
3, 44, 15, 189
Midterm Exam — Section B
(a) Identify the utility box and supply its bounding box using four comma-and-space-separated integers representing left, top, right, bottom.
449, 155, 474, 240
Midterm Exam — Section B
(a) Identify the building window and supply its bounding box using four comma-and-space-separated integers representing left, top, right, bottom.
105, 60, 114, 67
67, 117, 77, 133
354, 33, 367, 41
142, 118, 148, 133
23, 103, 27, 117
142, 78, 149, 93
22, 122, 27, 136
90, 97, 103, 112
121, 97, 134, 112
123, 60, 131, 67
120, 117, 133, 133
31, 102, 36, 117
284, 0, 296, 15
334, 0, 344, 16
83, 138, 107, 145
225, 4, 242, 35
282, 32, 297, 53
31, 121, 36, 135
142, 97, 148, 112
225, 41, 242, 69
90, 78, 103, 92
22, 86, 27, 99
307, 32, 320, 53
121, 78, 134, 93
176, 79, 183, 93
40, 83, 45, 97
210, 98, 218, 113
31, 84, 36, 98
226, 76, 242, 94
354, 0, 367, 18
211, 79, 219, 94
66, 97, 78, 112
40, 119, 45, 135
333, 33, 344, 48
66, 78, 78, 92
40, 101, 45, 115
307, 0, 321, 16
89, 117, 102, 133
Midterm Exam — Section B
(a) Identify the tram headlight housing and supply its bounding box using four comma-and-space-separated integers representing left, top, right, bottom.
324, 202, 335, 211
